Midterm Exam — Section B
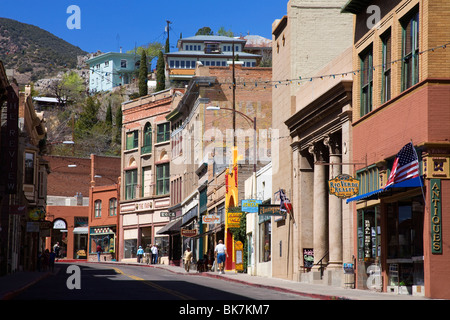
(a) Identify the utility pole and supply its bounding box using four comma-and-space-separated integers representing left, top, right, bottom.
166, 20, 172, 53
232, 42, 236, 147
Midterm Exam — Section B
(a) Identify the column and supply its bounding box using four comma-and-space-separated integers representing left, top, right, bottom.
324, 134, 342, 269
308, 142, 328, 267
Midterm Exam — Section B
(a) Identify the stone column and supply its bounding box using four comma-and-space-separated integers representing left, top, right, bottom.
308, 142, 328, 267
324, 134, 342, 269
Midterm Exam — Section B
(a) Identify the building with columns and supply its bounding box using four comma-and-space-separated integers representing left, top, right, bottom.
271, 0, 353, 281
285, 48, 353, 286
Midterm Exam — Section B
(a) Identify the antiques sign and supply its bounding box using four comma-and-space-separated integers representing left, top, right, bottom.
328, 174, 360, 199
430, 179, 442, 254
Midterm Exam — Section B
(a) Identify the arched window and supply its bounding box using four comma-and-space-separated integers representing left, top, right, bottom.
142, 122, 152, 154
109, 198, 117, 216
94, 200, 102, 218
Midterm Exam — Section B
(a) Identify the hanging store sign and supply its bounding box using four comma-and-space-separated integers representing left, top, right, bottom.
241, 199, 262, 213
202, 215, 220, 224
328, 174, 360, 199
258, 205, 286, 217
181, 228, 197, 237
430, 179, 442, 254
227, 211, 242, 228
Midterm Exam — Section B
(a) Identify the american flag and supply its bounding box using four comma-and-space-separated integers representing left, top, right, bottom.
384, 142, 420, 188
279, 189, 293, 214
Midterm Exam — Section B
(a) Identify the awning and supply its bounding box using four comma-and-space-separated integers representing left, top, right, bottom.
346, 176, 423, 204
73, 227, 88, 234
157, 217, 182, 235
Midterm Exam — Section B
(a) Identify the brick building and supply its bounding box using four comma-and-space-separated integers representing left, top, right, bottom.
164, 64, 272, 271
342, 0, 450, 298
119, 89, 183, 263
44, 155, 120, 260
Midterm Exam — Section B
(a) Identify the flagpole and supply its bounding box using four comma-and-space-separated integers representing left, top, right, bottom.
411, 140, 427, 204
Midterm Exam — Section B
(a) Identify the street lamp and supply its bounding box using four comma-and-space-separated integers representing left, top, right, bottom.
206, 105, 258, 275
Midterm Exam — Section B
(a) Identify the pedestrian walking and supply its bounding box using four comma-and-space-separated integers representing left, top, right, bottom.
96, 244, 102, 262
49, 249, 56, 272
214, 240, 228, 274
53, 242, 60, 258
183, 247, 193, 272
144, 244, 151, 264
137, 246, 144, 263
151, 244, 158, 264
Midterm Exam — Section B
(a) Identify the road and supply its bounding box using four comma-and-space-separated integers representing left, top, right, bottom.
13, 262, 316, 302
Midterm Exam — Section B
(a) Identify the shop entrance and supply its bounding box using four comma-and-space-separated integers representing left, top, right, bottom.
386, 197, 424, 294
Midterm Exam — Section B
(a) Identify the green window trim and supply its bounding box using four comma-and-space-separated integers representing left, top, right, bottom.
360, 46, 373, 117
381, 31, 392, 104
125, 169, 138, 200
126, 130, 139, 150
142, 123, 152, 154
156, 163, 170, 195
401, 9, 420, 92
156, 122, 170, 143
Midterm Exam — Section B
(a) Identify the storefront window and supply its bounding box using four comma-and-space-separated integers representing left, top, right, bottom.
259, 218, 271, 262
386, 196, 424, 290
357, 206, 381, 290
90, 233, 115, 254
155, 236, 169, 257
124, 239, 137, 259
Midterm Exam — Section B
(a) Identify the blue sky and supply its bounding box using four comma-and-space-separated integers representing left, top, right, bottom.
1, 0, 287, 54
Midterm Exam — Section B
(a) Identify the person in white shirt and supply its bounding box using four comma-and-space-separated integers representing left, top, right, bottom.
214, 240, 228, 274
151, 244, 158, 264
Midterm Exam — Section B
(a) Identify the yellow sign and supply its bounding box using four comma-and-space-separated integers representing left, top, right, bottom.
328, 174, 360, 199
227, 211, 242, 228
235, 241, 244, 271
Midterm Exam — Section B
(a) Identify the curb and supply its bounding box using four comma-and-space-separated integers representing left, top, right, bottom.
1, 272, 52, 300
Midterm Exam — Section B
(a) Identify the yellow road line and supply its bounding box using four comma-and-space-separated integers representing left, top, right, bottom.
113, 267, 195, 300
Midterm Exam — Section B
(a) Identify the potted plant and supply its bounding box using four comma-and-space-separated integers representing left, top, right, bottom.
109, 249, 115, 261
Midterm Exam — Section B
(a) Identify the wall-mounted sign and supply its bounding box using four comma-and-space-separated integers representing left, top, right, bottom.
241, 199, 262, 213
430, 179, 442, 254
160, 211, 175, 218
328, 174, 360, 199
53, 219, 67, 230
258, 205, 286, 217
28, 207, 45, 221
235, 241, 244, 271
202, 215, 220, 224
181, 228, 197, 237
227, 211, 242, 228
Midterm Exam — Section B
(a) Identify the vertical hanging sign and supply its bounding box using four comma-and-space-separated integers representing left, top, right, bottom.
6, 86, 19, 194
430, 179, 442, 254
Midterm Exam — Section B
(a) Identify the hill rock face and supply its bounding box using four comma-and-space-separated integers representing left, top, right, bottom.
0, 17, 87, 84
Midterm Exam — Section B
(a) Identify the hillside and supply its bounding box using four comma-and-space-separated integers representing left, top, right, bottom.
0, 17, 87, 84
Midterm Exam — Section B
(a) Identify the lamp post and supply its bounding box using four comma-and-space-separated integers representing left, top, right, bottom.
206, 105, 258, 275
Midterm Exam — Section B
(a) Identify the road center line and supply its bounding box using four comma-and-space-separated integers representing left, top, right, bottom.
113, 267, 196, 300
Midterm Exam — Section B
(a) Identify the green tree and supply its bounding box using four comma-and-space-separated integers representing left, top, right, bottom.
217, 27, 234, 37
139, 50, 148, 97
105, 103, 112, 126
156, 50, 165, 92
114, 105, 122, 144
74, 96, 100, 139
195, 27, 213, 36
165, 37, 170, 53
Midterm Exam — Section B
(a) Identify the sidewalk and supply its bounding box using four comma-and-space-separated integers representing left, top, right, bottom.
0, 260, 432, 300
